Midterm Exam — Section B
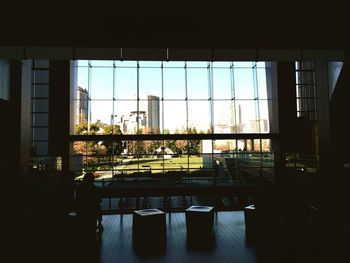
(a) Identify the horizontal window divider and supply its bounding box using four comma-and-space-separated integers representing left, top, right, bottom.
70, 133, 277, 141
31, 82, 50, 85
83, 98, 269, 101
33, 68, 49, 71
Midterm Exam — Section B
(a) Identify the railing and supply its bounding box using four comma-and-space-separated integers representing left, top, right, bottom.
73, 173, 264, 214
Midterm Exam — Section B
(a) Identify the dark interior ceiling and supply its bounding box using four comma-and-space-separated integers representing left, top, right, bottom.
2, 1, 348, 50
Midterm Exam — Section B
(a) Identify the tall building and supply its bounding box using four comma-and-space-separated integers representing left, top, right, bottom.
147, 95, 160, 133
114, 111, 147, 134
248, 119, 269, 133
128, 111, 147, 134
76, 86, 89, 125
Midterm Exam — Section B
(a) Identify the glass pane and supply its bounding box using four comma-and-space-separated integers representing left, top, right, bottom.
114, 61, 137, 68
33, 99, 49, 112
163, 61, 185, 68
33, 127, 48, 140
77, 60, 89, 67
139, 100, 162, 134
70, 154, 85, 176
212, 62, 231, 68
253, 139, 261, 152
163, 68, 185, 99
33, 141, 48, 156
90, 60, 114, 67
256, 62, 265, 68
213, 140, 236, 152
139, 68, 162, 99
234, 61, 254, 68
77, 66, 89, 91
188, 154, 203, 174
257, 67, 267, 99
188, 101, 211, 133
213, 68, 232, 99
213, 101, 235, 133
259, 100, 270, 133
33, 70, 49, 83
33, 113, 49, 126
261, 139, 271, 152
115, 67, 137, 99
246, 139, 253, 152
237, 139, 245, 152
90, 100, 113, 131
235, 100, 257, 133
186, 61, 208, 68
163, 101, 186, 133
90, 67, 113, 99
187, 68, 209, 99
234, 68, 255, 99
34, 60, 49, 68
73, 141, 88, 155
33, 84, 49, 98
113, 100, 138, 134
139, 61, 162, 68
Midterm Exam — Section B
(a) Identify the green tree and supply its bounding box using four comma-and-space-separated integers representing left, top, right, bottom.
186, 127, 201, 155
76, 123, 88, 135
166, 139, 178, 154
102, 124, 124, 157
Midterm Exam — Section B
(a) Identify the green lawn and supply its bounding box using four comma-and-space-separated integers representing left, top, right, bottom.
117, 156, 203, 174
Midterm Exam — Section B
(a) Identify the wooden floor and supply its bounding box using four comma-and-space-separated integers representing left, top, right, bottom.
97, 211, 256, 263
53, 211, 257, 263
8, 209, 344, 263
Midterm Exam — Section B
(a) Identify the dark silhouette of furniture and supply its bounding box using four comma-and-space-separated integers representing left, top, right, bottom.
132, 208, 166, 253
244, 204, 257, 243
185, 206, 214, 244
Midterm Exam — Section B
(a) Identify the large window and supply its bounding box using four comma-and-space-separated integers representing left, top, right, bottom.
73, 61, 270, 135
70, 60, 274, 183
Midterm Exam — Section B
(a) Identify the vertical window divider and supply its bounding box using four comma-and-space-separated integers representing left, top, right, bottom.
209, 61, 214, 182
185, 62, 189, 176
253, 62, 261, 133
161, 61, 164, 134
137, 61, 140, 174
230, 62, 236, 133
87, 60, 92, 134
161, 62, 165, 177
112, 60, 116, 177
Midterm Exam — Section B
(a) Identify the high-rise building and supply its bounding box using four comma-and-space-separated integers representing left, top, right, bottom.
248, 119, 269, 133
114, 111, 147, 134
76, 86, 89, 125
147, 95, 160, 133
128, 111, 147, 134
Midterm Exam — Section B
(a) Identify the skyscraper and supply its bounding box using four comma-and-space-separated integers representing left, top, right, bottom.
147, 95, 160, 133
76, 86, 89, 125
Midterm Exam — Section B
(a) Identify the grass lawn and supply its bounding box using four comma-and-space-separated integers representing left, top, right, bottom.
117, 156, 203, 174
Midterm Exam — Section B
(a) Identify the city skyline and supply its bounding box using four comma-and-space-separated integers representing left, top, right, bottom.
75, 60, 270, 133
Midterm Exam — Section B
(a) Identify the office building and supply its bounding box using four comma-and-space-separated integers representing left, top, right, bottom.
147, 95, 160, 133
76, 86, 89, 125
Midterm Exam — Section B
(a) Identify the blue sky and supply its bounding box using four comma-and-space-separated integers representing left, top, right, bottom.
76, 60, 269, 133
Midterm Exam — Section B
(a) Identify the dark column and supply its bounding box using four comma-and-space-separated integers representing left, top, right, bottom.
8, 60, 23, 177
276, 62, 298, 154
2, 60, 33, 262
49, 60, 71, 175
266, 62, 297, 183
